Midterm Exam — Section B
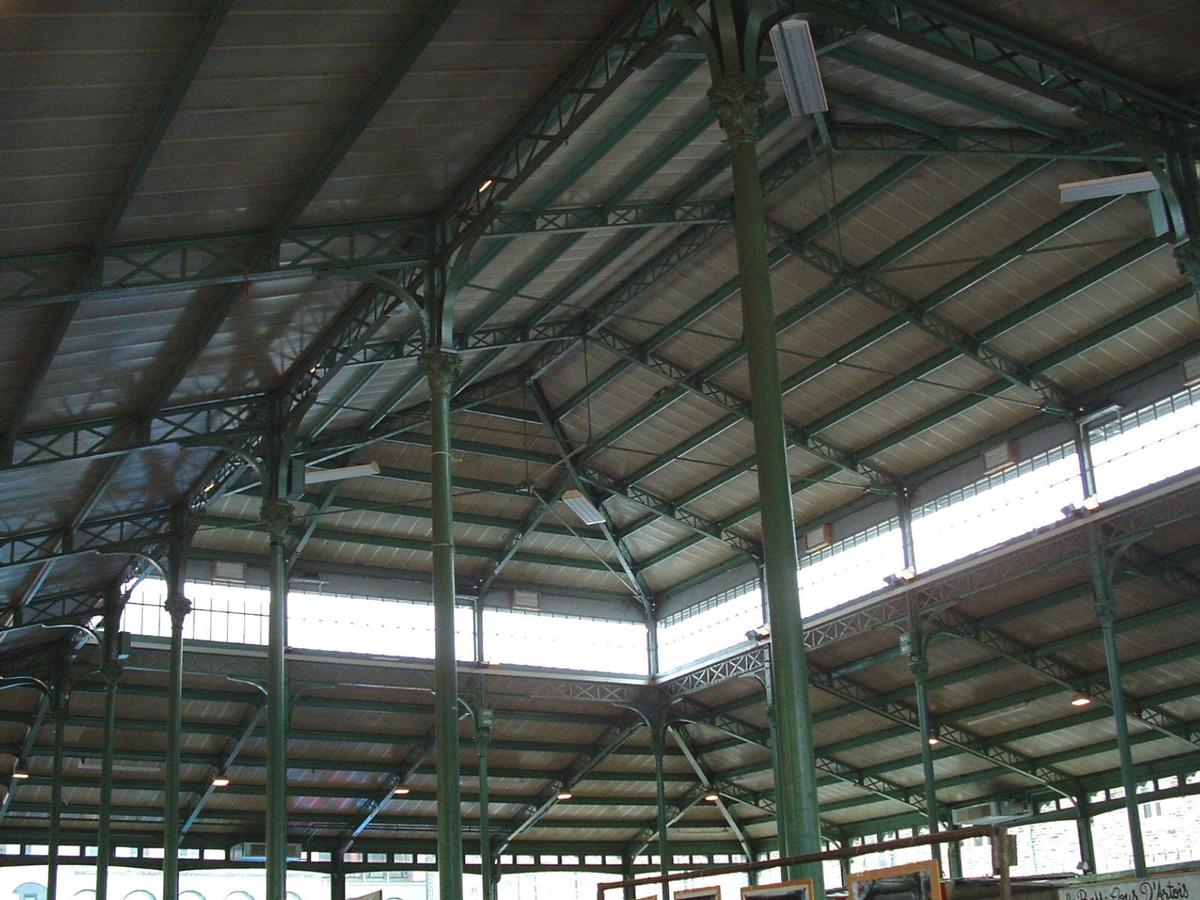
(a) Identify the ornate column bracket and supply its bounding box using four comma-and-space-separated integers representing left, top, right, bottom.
419, 346, 462, 387
709, 74, 768, 144
260, 498, 295, 543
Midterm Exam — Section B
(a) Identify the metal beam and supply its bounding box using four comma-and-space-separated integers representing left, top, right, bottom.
528, 383, 653, 602
644, 228, 1164, 572
667, 724, 753, 860
440, 0, 682, 245
789, 0, 1199, 140
495, 716, 643, 855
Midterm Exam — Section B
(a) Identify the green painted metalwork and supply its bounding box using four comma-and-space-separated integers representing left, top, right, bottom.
425, 346, 465, 900
441, 0, 683, 244
674, 1, 824, 890
162, 529, 191, 900
1090, 532, 1147, 875
96, 596, 119, 900
46, 681, 65, 900
529, 383, 652, 603
788, 0, 1200, 140
828, 47, 1075, 141
654, 239, 1174, 586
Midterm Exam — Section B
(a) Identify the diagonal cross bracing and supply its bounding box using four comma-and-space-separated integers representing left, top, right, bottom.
528, 383, 654, 600
495, 716, 643, 855
671, 697, 928, 817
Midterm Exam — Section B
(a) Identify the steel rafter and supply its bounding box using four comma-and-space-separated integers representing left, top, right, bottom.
440, 0, 685, 245
495, 716, 644, 855
0, 0, 236, 459
332, 57, 713, 436
0, 222, 430, 313
643, 219, 1161, 572
13, 5, 455, 613
528, 383, 653, 602
671, 697, 927, 816
788, 0, 1200, 141
939, 606, 1199, 750
667, 724, 753, 858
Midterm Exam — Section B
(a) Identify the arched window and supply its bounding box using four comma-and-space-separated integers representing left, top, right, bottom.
285, 892, 302, 900
225, 891, 255, 900
73, 892, 96, 900
123, 891, 157, 900
180, 891, 207, 900
14, 883, 46, 900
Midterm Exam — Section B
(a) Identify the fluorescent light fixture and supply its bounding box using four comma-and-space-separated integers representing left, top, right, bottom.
304, 460, 380, 485
927, 732, 941, 747
704, 789, 720, 802
769, 19, 828, 116
556, 789, 574, 801
1059, 164, 1200, 203
1070, 693, 1092, 708
11, 767, 29, 780
212, 775, 231, 787
562, 489, 606, 525
393, 785, 411, 796
1077, 403, 1122, 426
478, 178, 494, 193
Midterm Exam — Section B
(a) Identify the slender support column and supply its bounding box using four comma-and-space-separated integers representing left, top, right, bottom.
424, 347, 464, 900
761, 665, 790, 863
477, 708, 495, 900
1089, 536, 1146, 875
262, 420, 295, 900
331, 853, 346, 900
947, 835, 963, 880
685, 18, 823, 886
898, 489, 917, 573
1074, 425, 1098, 499
838, 843, 852, 889
621, 853, 637, 900
163, 531, 192, 900
96, 593, 121, 900
910, 659, 939, 835
1075, 795, 1096, 874
474, 596, 486, 664
651, 712, 671, 900
645, 604, 659, 676
47, 679, 66, 900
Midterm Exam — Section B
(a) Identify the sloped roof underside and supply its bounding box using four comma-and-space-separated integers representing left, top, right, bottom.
1, 0, 1199, 859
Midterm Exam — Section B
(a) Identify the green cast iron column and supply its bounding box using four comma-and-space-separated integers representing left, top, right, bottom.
651, 711, 671, 899
713, 70, 823, 889
331, 853, 346, 900
910, 657, 939, 835
425, 347, 464, 900
1075, 795, 1096, 874
645, 605, 659, 676
47, 682, 66, 900
477, 708, 495, 900
163, 534, 191, 900
947, 839, 963, 880
262, 420, 295, 900
1089, 534, 1146, 875
96, 593, 121, 900
621, 853, 637, 900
